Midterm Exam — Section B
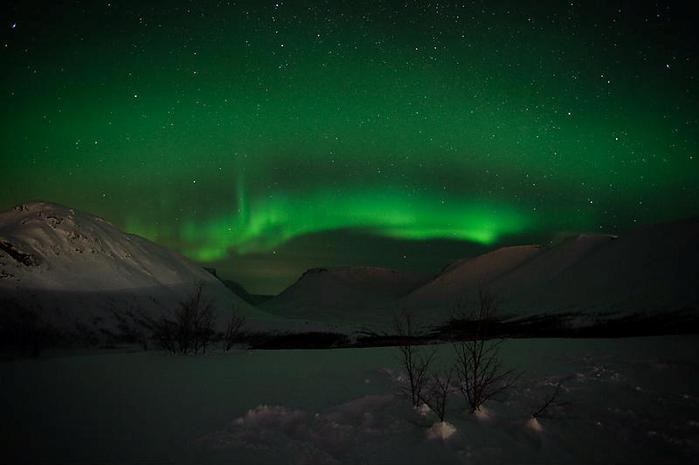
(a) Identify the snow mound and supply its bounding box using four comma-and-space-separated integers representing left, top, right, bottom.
202, 395, 410, 464
474, 406, 492, 421
425, 421, 456, 440
525, 417, 543, 432
416, 403, 431, 417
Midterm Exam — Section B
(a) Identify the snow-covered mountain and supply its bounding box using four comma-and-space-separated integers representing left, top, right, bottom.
0, 202, 274, 329
399, 245, 542, 315
397, 235, 617, 319
6, 202, 694, 332
500, 218, 699, 316
398, 219, 699, 323
263, 218, 699, 327
262, 266, 426, 324
489, 234, 616, 303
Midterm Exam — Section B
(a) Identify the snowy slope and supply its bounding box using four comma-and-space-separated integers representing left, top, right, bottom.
262, 266, 426, 323
490, 234, 616, 306
398, 245, 542, 320
507, 218, 699, 315
0, 202, 275, 329
401, 220, 698, 322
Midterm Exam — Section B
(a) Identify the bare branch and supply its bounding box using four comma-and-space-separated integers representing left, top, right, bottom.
223, 307, 247, 351
394, 308, 435, 408
146, 283, 216, 355
532, 381, 563, 418
420, 365, 455, 422
453, 286, 521, 413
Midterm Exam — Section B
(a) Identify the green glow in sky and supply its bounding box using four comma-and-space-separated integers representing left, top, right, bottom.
152, 186, 530, 261
1, 0, 698, 291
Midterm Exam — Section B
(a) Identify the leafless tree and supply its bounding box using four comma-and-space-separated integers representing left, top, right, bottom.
394, 308, 436, 407
454, 287, 520, 413
223, 307, 247, 351
149, 284, 216, 354
421, 365, 456, 422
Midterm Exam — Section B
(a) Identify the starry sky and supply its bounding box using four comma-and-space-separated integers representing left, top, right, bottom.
1, 0, 698, 293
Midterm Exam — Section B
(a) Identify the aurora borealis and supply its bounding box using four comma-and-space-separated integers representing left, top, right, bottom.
1, 1, 698, 292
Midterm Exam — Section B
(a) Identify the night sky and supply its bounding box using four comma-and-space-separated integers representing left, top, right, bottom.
1, 1, 697, 293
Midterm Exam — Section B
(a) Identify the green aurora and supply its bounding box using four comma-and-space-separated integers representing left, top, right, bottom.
1, 0, 697, 291
141, 185, 530, 261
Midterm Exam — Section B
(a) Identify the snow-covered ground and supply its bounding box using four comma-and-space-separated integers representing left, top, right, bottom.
2, 336, 698, 464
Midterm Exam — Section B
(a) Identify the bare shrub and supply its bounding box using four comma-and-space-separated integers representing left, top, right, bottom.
394, 308, 435, 407
150, 284, 216, 354
421, 365, 455, 422
223, 308, 247, 351
453, 287, 520, 413
149, 317, 177, 353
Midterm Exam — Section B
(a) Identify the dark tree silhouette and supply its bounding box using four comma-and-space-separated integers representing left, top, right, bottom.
149, 284, 216, 354
453, 287, 520, 413
394, 308, 435, 407
421, 365, 455, 422
223, 307, 247, 351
